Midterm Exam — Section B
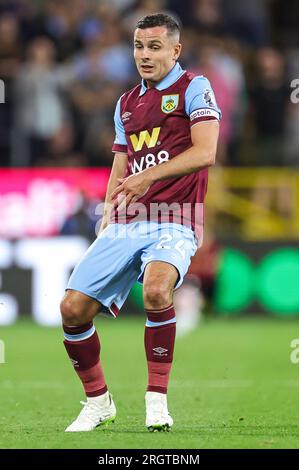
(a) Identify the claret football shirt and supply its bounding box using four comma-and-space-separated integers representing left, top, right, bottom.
111, 62, 221, 242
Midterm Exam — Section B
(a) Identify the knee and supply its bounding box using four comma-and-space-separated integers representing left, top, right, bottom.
143, 282, 172, 310
60, 297, 81, 326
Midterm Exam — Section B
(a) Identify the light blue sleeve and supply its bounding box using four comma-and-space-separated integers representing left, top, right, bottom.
113, 97, 127, 146
185, 76, 222, 120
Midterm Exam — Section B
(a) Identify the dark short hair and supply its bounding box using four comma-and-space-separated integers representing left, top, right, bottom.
136, 13, 180, 38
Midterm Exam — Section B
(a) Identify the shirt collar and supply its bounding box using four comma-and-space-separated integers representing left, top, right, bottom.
139, 62, 185, 96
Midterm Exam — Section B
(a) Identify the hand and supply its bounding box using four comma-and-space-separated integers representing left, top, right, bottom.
111, 171, 153, 212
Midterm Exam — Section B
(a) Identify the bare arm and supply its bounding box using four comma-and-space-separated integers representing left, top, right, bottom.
146, 120, 219, 181
98, 153, 128, 234
111, 120, 219, 207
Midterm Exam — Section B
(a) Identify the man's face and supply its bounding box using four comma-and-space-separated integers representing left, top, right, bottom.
134, 26, 181, 86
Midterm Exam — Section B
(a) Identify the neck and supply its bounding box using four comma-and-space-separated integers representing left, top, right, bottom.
146, 80, 156, 89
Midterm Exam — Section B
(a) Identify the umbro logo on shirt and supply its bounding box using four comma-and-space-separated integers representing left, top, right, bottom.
121, 111, 132, 122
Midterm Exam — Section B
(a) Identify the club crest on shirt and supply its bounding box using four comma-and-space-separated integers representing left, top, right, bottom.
161, 94, 179, 114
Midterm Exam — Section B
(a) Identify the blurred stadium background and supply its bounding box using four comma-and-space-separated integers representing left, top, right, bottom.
1, 0, 299, 449
1, 0, 299, 325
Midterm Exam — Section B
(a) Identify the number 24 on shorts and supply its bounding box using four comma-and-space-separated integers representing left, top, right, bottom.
156, 234, 186, 259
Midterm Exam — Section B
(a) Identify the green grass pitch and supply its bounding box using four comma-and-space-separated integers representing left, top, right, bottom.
1, 315, 299, 449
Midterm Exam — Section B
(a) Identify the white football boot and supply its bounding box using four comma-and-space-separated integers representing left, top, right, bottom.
145, 391, 174, 432
65, 391, 116, 432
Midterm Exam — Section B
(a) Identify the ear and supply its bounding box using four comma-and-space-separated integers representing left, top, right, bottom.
173, 43, 182, 61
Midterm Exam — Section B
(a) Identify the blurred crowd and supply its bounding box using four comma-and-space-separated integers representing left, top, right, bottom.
0, 0, 298, 168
